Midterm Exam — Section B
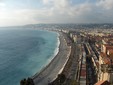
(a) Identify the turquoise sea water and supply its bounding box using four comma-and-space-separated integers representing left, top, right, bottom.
0, 29, 58, 85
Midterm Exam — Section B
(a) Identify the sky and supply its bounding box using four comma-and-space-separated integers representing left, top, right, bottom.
0, 0, 113, 26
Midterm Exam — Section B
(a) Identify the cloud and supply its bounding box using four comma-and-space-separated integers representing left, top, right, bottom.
0, 9, 35, 26
0, 2, 6, 8
42, 0, 91, 16
97, 0, 113, 10
0, 8, 55, 26
0, 1, 101, 26
43, 0, 53, 5
0, 0, 113, 26
0, 2, 5, 6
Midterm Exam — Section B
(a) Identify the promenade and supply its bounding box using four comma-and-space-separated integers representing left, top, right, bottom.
33, 32, 71, 85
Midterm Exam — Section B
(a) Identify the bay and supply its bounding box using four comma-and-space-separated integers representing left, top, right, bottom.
0, 29, 58, 85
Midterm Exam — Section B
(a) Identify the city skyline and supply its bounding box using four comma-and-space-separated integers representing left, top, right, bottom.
0, 0, 113, 26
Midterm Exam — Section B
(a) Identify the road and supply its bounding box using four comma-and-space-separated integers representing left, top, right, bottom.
63, 42, 81, 85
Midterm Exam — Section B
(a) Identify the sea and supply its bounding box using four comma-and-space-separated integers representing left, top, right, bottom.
0, 28, 59, 85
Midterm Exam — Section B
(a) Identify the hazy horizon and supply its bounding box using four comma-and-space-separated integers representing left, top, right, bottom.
0, 0, 113, 27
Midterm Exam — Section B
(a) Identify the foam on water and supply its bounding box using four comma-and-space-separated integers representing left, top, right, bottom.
0, 29, 59, 85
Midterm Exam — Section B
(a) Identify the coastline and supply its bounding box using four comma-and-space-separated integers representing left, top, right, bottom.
47, 32, 60, 67
31, 30, 60, 78
32, 31, 71, 85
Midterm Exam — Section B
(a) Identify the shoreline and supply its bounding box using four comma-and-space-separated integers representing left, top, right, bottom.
32, 30, 60, 79
33, 31, 71, 85
47, 32, 60, 66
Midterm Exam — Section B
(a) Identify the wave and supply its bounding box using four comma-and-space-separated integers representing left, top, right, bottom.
32, 31, 60, 78
47, 32, 60, 63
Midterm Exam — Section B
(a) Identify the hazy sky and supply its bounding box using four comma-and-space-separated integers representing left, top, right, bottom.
0, 0, 113, 26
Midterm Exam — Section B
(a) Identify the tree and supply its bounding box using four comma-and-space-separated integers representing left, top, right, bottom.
58, 74, 66, 83
20, 78, 27, 85
20, 77, 34, 85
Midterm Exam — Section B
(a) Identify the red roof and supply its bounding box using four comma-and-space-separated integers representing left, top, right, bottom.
80, 69, 86, 77
103, 44, 113, 53
95, 80, 110, 85
100, 52, 111, 64
107, 49, 113, 54
100, 52, 107, 57
106, 46, 113, 51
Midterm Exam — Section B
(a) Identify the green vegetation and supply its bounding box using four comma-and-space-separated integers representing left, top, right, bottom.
48, 73, 66, 85
70, 80, 79, 85
57, 74, 66, 83
20, 77, 34, 85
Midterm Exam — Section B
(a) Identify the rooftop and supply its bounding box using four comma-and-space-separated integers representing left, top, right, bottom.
95, 80, 110, 85
100, 52, 111, 65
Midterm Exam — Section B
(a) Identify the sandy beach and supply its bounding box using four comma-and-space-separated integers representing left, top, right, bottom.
33, 32, 71, 85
